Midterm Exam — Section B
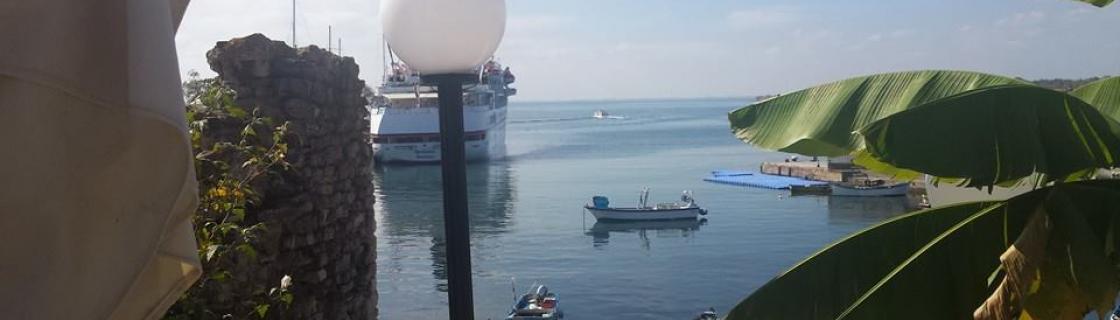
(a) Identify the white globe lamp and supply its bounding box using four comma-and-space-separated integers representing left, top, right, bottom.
379, 1, 507, 319
380, 0, 506, 75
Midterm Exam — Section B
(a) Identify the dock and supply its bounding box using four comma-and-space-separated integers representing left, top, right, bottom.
703, 170, 828, 189
759, 161, 851, 182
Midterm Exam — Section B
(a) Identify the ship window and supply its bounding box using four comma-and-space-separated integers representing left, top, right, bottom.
393, 136, 424, 143
465, 132, 487, 141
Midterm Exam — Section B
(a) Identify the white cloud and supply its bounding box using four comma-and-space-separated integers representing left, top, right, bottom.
176, 0, 384, 81
995, 10, 1046, 27
726, 6, 803, 30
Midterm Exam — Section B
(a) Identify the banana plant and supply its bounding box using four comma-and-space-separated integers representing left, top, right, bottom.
726, 72, 1120, 319
1076, 0, 1115, 7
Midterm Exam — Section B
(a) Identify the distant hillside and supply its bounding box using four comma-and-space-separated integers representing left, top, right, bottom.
1028, 77, 1110, 92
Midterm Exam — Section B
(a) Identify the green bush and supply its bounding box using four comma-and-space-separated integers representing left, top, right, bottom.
165, 76, 293, 319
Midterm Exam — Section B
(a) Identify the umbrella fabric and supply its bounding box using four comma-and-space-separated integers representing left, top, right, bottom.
0, 0, 199, 319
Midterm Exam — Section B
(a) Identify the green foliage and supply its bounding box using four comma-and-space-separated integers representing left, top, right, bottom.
1073, 77, 1120, 120
166, 76, 293, 319
1073, 0, 1115, 7
727, 69, 1120, 319
860, 85, 1120, 188
729, 72, 1120, 188
726, 180, 1120, 319
728, 70, 1026, 157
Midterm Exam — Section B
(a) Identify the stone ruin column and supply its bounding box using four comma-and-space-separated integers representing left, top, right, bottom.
206, 33, 377, 320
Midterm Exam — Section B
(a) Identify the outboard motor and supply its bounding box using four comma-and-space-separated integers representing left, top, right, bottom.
533, 285, 549, 297
592, 196, 610, 209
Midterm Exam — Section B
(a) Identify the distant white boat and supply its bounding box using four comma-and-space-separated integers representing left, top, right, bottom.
830, 181, 909, 197
592, 109, 624, 120
584, 189, 707, 221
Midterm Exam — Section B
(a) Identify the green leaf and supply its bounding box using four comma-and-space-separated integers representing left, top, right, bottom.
209, 271, 230, 282
726, 201, 998, 319
859, 85, 1120, 188
205, 244, 222, 262
254, 304, 269, 318
729, 70, 1027, 156
1072, 77, 1120, 121
1072, 0, 1114, 7
227, 105, 248, 119
726, 180, 1120, 320
236, 243, 258, 261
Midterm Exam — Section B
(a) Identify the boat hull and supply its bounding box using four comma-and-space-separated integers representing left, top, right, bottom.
371, 105, 507, 163
830, 183, 909, 197
585, 206, 700, 221
371, 135, 499, 163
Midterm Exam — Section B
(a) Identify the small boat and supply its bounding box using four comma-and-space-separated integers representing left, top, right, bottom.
507, 284, 562, 320
592, 109, 624, 119
830, 180, 909, 197
693, 307, 719, 320
584, 189, 708, 221
790, 184, 831, 196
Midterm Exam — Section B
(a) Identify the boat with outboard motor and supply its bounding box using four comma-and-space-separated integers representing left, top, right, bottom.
507, 284, 562, 320
584, 189, 708, 221
830, 180, 909, 197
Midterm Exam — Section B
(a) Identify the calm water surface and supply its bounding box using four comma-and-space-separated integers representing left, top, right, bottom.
374, 99, 910, 319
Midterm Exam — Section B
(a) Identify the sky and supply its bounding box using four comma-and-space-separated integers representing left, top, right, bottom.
175, 0, 1120, 101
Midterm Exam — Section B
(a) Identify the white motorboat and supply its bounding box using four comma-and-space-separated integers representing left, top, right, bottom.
830, 180, 909, 197
592, 109, 624, 120
584, 189, 708, 221
507, 284, 562, 320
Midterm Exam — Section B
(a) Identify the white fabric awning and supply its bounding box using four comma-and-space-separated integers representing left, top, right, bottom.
0, 0, 200, 319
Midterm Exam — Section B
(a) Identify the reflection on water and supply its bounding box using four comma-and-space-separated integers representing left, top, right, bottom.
376, 99, 925, 319
827, 196, 910, 226
585, 218, 706, 250
373, 162, 516, 292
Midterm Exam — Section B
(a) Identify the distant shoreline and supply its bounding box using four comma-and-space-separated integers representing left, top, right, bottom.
513, 95, 758, 104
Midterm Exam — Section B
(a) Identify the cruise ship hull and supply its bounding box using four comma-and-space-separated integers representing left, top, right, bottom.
371, 59, 515, 164
371, 127, 506, 163
371, 106, 507, 163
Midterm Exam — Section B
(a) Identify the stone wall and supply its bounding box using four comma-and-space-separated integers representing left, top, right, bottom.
206, 33, 377, 320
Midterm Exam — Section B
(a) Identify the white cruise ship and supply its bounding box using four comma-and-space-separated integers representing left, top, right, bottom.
370, 60, 516, 163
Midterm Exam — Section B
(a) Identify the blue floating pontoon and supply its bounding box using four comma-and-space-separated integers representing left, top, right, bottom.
703, 170, 828, 190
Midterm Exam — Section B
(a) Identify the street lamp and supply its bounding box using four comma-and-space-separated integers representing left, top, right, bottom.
380, 0, 506, 319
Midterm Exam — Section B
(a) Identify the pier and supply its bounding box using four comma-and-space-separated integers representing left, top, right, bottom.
759, 161, 852, 182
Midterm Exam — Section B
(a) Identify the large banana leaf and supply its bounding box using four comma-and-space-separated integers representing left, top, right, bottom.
1073, 0, 1115, 7
726, 180, 1120, 320
1073, 77, 1120, 121
728, 70, 1026, 157
858, 85, 1120, 188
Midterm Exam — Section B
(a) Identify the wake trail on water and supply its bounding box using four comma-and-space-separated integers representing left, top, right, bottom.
509, 116, 592, 124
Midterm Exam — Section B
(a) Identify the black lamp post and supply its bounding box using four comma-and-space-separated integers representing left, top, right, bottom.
381, 1, 507, 319
427, 73, 478, 319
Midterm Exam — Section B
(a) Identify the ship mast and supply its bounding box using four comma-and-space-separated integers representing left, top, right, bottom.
291, 0, 297, 47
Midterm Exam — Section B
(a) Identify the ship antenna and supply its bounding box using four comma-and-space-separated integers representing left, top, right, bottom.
381, 35, 388, 81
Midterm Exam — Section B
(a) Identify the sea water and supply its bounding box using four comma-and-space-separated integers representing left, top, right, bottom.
373, 98, 910, 319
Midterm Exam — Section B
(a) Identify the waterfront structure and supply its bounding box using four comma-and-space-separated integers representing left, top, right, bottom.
369, 60, 516, 163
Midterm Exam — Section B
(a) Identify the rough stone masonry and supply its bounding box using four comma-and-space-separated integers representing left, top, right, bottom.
207, 33, 377, 320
